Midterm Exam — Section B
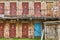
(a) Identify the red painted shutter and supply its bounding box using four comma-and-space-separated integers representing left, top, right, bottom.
22, 2, 29, 16
10, 2, 16, 16
9, 23, 16, 38
22, 23, 28, 38
0, 3, 4, 14
34, 2, 41, 17
0, 23, 4, 37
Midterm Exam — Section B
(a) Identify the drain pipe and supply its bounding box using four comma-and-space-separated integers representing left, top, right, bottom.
41, 30, 44, 40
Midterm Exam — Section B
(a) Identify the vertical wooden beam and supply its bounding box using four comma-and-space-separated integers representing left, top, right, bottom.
4, 2, 10, 16
17, 1, 22, 16
4, 20, 9, 38
29, 1, 34, 16
16, 21, 19, 37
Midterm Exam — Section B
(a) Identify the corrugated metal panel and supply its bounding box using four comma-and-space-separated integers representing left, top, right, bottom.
10, 2, 16, 16
34, 2, 41, 17
22, 2, 29, 16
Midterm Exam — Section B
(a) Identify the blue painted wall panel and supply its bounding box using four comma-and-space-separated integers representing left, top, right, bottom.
34, 23, 42, 37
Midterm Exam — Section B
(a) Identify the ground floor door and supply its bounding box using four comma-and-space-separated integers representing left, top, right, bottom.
0, 23, 4, 37
22, 23, 28, 38
9, 23, 16, 38
34, 22, 42, 37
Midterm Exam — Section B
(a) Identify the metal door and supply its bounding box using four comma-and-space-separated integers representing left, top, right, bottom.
9, 23, 16, 38
0, 23, 4, 37
34, 2, 41, 17
10, 2, 16, 16
0, 3, 4, 14
22, 23, 28, 38
34, 23, 42, 37
22, 2, 29, 16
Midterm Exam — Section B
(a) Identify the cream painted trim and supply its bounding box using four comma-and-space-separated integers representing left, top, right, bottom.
19, 23, 22, 38
6, 1, 18, 2
16, 22, 19, 37
44, 21, 60, 23
29, 1, 34, 16
0, 1, 57, 3
34, 1, 41, 2
21, 1, 31, 2
17, 1, 22, 16
46, 1, 55, 2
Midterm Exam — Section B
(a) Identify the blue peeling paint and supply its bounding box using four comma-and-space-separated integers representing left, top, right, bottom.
34, 23, 42, 37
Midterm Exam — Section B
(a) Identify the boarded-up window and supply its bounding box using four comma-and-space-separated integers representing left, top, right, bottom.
22, 2, 29, 16
47, 2, 53, 10
46, 2, 53, 17
45, 24, 58, 40
10, 2, 16, 16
